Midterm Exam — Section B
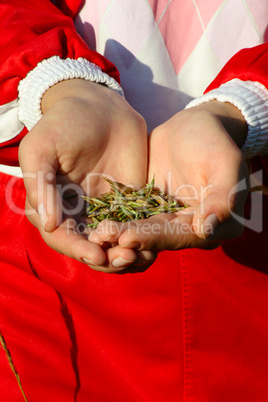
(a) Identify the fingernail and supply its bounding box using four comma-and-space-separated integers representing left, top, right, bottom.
203, 213, 219, 238
82, 258, 97, 266
112, 257, 133, 268
121, 242, 141, 249
135, 253, 157, 266
38, 204, 48, 230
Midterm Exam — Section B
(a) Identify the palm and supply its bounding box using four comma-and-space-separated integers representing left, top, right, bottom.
148, 111, 231, 211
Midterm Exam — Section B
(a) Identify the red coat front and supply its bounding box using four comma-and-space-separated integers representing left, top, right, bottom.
0, 1, 267, 401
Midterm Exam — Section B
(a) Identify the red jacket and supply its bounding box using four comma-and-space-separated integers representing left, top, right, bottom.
0, 1, 267, 401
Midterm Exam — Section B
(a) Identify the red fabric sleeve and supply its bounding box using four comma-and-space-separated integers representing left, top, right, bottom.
0, 0, 120, 165
205, 43, 268, 93
0, 0, 120, 104
205, 43, 268, 176
53, 0, 83, 18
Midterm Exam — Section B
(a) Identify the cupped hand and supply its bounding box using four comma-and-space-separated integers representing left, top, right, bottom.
19, 79, 155, 272
90, 101, 249, 252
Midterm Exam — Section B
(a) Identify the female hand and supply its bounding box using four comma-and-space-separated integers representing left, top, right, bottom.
19, 79, 156, 272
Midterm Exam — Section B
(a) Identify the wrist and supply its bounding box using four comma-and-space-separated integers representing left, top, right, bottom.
185, 79, 268, 158
187, 100, 248, 148
41, 79, 107, 113
18, 56, 124, 131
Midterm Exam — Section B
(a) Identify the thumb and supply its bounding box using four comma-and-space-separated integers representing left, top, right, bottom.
19, 136, 62, 233
192, 190, 245, 241
36, 173, 62, 232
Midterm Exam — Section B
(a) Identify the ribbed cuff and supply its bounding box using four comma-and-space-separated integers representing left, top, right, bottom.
18, 56, 124, 131
185, 79, 268, 158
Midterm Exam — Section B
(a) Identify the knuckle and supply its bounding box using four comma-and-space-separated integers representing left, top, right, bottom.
132, 114, 147, 137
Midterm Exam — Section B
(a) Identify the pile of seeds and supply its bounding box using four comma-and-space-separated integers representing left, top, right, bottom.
83, 177, 188, 229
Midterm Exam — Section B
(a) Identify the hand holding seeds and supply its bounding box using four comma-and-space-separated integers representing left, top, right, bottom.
19, 79, 157, 272
20, 80, 249, 269
89, 102, 249, 252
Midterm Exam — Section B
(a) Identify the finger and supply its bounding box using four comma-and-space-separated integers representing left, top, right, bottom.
117, 214, 207, 251
87, 222, 157, 271
86, 245, 138, 273
83, 247, 157, 273
115, 254, 158, 274
88, 213, 221, 251
192, 188, 246, 240
88, 220, 133, 245
192, 152, 249, 240
19, 132, 61, 233
205, 214, 244, 242
89, 229, 159, 265
136, 250, 158, 266
26, 201, 107, 266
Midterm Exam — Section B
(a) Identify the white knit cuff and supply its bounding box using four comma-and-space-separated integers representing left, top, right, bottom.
18, 56, 124, 131
185, 79, 268, 158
